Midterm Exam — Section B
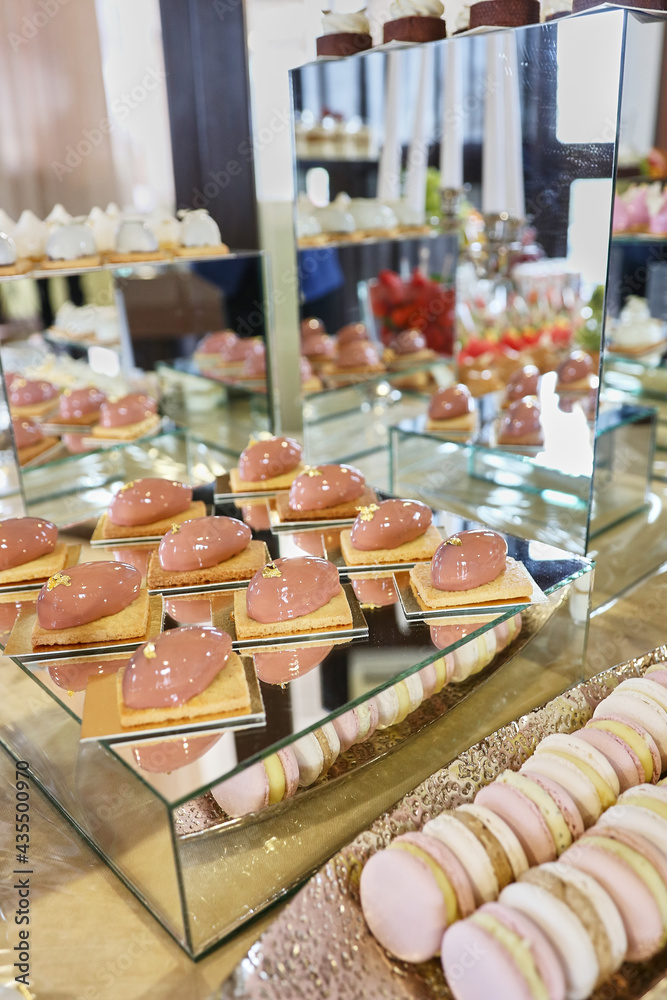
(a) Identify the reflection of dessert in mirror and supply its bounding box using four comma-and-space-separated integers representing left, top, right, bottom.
50, 386, 107, 426
324, 339, 386, 376
118, 626, 250, 726
12, 416, 59, 465
253, 643, 334, 684
607, 297, 666, 355
165, 597, 212, 625
375, 675, 423, 727
41, 221, 101, 269
9, 377, 59, 417
501, 365, 540, 409
231, 434, 304, 493
301, 324, 337, 367
409, 530, 534, 610
0, 517, 69, 586
99, 477, 206, 540
212, 747, 299, 818
316, 9, 372, 57
384, 329, 437, 368
146, 515, 268, 589
277, 463, 378, 522
131, 733, 222, 773
383, 0, 446, 43
233, 556, 353, 639
32, 561, 149, 648
193, 331, 259, 371
497, 396, 544, 447
240, 500, 271, 531
111, 545, 153, 579
0, 596, 36, 645
469, 0, 539, 28
292, 724, 341, 785
62, 432, 97, 455
48, 655, 127, 693
555, 350, 595, 392
236, 341, 267, 380
333, 699, 379, 751
341, 498, 442, 567
352, 573, 399, 608
291, 531, 327, 557
300, 355, 323, 393
91, 392, 160, 441
174, 209, 229, 257
427, 384, 476, 435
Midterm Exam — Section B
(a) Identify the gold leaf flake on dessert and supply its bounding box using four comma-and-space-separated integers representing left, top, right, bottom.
356, 503, 380, 521
67, 690, 74, 698
143, 642, 157, 659
262, 563, 282, 578
63, 389, 72, 396
444, 537, 463, 546
119, 480, 135, 493
14, 378, 26, 388
170, 523, 181, 534
303, 467, 322, 477
47, 572, 71, 590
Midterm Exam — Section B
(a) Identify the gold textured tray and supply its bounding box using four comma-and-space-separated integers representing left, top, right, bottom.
219, 644, 667, 1000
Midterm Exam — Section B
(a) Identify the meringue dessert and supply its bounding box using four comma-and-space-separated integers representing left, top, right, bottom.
608, 296, 666, 354
175, 209, 229, 257
13, 210, 47, 262
383, 0, 446, 43
0, 517, 69, 586
233, 556, 353, 639
556, 350, 596, 392
108, 219, 167, 263
0, 232, 29, 276
231, 435, 304, 492
340, 498, 442, 567
276, 463, 378, 522
498, 396, 544, 447
146, 515, 269, 589
9, 377, 59, 418
97, 477, 207, 541
409, 529, 535, 610
426, 383, 476, 435
12, 414, 59, 465
91, 393, 160, 441
41, 221, 100, 269
316, 9, 372, 57
118, 625, 249, 727
31, 561, 149, 649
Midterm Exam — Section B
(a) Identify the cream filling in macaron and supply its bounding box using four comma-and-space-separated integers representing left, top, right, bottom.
535, 748, 616, 810
470, 911, 550, 1000
265, 753, 286, 804
388, 841, 459, 924
584, 836, 667, 946
588, 719, 654, 782
497, 771, 571, 854
425, 813, 498, 904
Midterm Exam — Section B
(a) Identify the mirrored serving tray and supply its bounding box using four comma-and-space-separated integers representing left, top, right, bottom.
394, 565, 547, 620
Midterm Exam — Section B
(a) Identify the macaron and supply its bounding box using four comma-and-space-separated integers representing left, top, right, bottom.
587, 714, 661, 783
211, 746, 299, 818
442, 901, 566, 1000
598, 802, 667, 853
316, 721, 340, 770
618, 781, 667, 819
520, 862, 627, 982
424, 812, 500, 905
475, 774, 557, 867
456, 803, 528, 880
292, 731, 325, 786
520, 752, 602, 827
374, 675, 422, 729
534, 733, 619, 808
645, 664, 667, 688
493, 619, 511, 650
577, 723, 645, 791
496, 770, 573, 855
517, 770, 584, 842
332, 698, 379, 751
561, 827, 667, 961
500, 878, 600, 1000
594, 689, 667, 767
621, 676, 667, 714
359, 831, 474, 962
452, 807, 514, 891
450, 638, 485, 683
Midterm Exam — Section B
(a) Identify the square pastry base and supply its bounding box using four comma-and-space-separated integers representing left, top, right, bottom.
92, 501, 207, 544
398, 559, 545, 619
338, 524, 442, 571
228, 463, 305, 496
146, 540, 269, 593
0, 542, 80, 592
210, 583, 368, 647
90, 413, 162, 442
272, 487, 379, 531
81, 653, 265, 743
4, 593, 163, 662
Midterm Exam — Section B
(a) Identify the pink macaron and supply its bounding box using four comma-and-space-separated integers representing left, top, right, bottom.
520, 770, 584, 841
592, 712, 662, 782
332, 699, 379, 752
210, 746, 299, 818
475, 780, 556, 867
576, 725, 644, 792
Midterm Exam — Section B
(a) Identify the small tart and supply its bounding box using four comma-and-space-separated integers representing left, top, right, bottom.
146, 539, 269, 589
91, 412, 161, 441
230, 461, 306, 494
17, 437, 60, 465
275, 486, 379, 523
340, 524, 442, 567
409, 558, 534, 610
31, 590, 149, 648
96, 501, 207, 541
233, 587, 353, 640
0, 541, 68, 586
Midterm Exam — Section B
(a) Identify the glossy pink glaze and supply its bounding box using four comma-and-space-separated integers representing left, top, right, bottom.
391, 329, 428, 354
430, 622, 478, 649
48, 656, 126, 692
63, 433, 96, 454
238, 436, 302, 482
9, 378, 58, 407
557, 351, 594, 385
196, 330, 249, 361
108, 477, 192, 527
131, 734, 221, 772
0, 517, 58, 570
431, 530, 507, 591
36, 561, 141, 629
241, 502, 271, 530
499, 397, 543, 442
122, 626, 231, 708
288, 463, 365, 511
253, 644, 333, 684
112, 546, 151, 578
12, 417, 44, 449
58, 386, 106, 419
336, 340, 381, 369
246, 556, 341, 623
505, 365, 540, 402
158, 516, 250, 571
351, 576, 398, 606
350, 498, 431, 550
428, 384, 473, 420
336, 322, 369, 346
302, 332, 336, 359
98, 393, 157, 428
165, 597, 212, 624
240, 342, 266, 377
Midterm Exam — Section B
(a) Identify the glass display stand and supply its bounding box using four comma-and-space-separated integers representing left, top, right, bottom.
0, 497, 590, 956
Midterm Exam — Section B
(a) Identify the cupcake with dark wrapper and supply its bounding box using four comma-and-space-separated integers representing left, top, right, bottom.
383, 0, 446, 42
469, 0, 539, 28
316, 9, 372, 57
